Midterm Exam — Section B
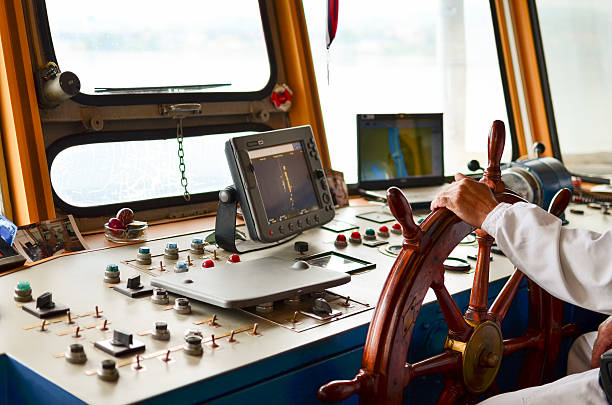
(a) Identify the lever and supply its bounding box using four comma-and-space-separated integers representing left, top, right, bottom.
533, 142, 546, 158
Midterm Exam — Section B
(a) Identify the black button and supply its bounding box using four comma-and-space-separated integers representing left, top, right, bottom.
314, 214, 320, 222
322, 193, 331, 203
320, 179, 327, 189
288, 223, 294, 231
305, 217, 311, 225
297, 220, 303, 228
278, 225, 285, 234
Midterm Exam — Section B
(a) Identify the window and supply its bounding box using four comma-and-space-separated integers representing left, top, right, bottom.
535, 0, 612, 176
43, 1, 273, 102
304, 1, 511, 183
49, 129, 262, 212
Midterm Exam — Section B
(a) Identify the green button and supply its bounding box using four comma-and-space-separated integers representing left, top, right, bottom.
365, 228, 375, 236
17, 281, 30, 291
106, 264, 119, 272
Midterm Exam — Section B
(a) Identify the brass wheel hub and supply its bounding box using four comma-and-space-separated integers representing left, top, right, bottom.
446, 321, 503, 394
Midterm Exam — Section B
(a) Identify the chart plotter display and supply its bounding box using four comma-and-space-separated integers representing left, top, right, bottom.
226, 126, 335, 243
248, 142, 319, 223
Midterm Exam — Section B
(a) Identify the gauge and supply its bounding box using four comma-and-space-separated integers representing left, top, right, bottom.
501, 166, 543, 205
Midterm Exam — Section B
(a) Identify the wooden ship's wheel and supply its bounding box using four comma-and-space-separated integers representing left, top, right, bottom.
318, 121, 578, 404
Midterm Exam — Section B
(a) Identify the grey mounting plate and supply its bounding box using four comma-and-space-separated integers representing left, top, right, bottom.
151, 257, 351, 308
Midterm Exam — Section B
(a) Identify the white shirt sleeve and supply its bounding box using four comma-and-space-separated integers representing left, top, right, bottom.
481, 202, 612, 315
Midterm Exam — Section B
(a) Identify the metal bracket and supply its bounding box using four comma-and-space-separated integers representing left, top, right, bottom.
159, 103, 202, 118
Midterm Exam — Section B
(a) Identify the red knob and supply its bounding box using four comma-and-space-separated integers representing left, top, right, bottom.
228, 254, 241, 263
379, 225, 389, 232
350, 231, 361, 239
336, 234, 347, 242
392, 223, 401, 230
202, 260, 215, 268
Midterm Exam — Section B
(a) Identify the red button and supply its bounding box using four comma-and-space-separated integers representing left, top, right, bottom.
350, 231, 361, 239
379, 225, 389, 232
336, 234, 347, 242
228, 254, 241, 263
202, 260, 215, 268
392, 223, 402, 230
269, 230, 274, 236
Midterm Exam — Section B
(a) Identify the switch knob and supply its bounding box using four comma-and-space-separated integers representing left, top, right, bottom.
363, 228, 376, 240
377, 226, 390, 238
97, 359, 119, 381
334, 234, 348, 248
136, 247, 152, 265
294, 241, 309, 254
104, 264, 120, 283
349, 231, 362, 244
65, 343, 87, 364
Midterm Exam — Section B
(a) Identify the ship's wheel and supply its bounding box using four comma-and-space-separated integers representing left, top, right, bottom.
318, 121, 578, 404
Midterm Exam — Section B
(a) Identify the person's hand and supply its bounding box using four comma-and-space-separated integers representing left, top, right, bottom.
430, 173, 499, 228
591, 316, 612, 368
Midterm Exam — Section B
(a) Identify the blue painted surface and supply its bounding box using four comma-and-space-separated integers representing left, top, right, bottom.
142, 326, 368, 404
0, 355, 85, 405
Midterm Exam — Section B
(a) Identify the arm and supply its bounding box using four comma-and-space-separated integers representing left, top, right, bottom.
431, 173, 612, 314
481, 202, 612, 315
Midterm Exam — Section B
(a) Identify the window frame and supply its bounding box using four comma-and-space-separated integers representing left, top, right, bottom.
46, 123, 272, 217
34, 0, 278, 106
526, 0, 565, 160
489, 0, 521, 162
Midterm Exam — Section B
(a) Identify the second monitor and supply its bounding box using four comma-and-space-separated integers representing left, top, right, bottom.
357, 113, 444, 190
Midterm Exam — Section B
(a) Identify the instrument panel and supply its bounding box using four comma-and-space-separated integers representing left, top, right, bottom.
0, 203, 603, 404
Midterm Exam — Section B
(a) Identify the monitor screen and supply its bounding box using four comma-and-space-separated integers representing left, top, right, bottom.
247, 141, 319, 224
358, 114, 443, 186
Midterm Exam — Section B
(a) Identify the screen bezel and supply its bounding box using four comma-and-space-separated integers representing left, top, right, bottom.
357, 113, 444, 190
226, 126, 335, 243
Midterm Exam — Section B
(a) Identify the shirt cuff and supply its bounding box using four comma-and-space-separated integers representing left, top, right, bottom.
480, 202, 512, 236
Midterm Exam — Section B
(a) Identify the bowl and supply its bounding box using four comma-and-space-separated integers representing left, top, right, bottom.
104, 221, 148, 243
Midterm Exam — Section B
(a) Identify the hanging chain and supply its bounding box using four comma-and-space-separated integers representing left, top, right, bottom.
176, 117, 190, 201
161, 103, 202, 202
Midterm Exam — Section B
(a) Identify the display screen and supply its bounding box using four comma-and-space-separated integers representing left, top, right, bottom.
358, 114, 443, 182
248, 142, 319, 223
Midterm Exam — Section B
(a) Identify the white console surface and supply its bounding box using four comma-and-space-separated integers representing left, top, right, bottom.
0, 204, 604, 404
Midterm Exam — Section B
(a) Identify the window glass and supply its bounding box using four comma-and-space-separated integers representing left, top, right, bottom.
44, 1, 270, 95
536, 0, 612, 176
50, 133, 250, 207
304, 1, 510, 183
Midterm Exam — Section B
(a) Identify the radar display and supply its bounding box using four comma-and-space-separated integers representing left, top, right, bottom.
249, 142, 318, 222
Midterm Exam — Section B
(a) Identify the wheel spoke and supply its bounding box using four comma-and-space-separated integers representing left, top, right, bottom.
503, 332, 543, 355
435, 378, 465, 405
488, 269, 525, 323
403, 351, 461, 387
465, 232, 494, 323
431, 280, 471, 339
